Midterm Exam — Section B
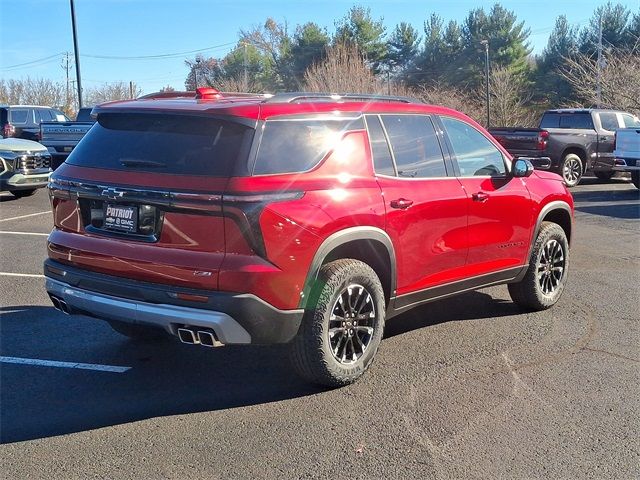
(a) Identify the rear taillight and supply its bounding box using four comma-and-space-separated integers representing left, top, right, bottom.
536, 130, 549, 150
2, 123, 15, 138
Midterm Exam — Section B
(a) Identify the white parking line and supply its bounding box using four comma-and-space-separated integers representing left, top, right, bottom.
0, 356, 131, 373
0, 211, 50, 223
0, 272, 45, 278
0, 231, 49, 236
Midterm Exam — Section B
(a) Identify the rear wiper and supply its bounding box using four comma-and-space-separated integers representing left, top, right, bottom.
119, 159, 166, 168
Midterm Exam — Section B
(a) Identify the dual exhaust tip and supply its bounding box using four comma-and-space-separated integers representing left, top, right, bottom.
177, 327, 223, 348
50, 294, 70, 315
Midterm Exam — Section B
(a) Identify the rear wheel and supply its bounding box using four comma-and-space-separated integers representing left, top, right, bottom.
508, 222, 569, 311
560, 153, 583, 187
107, 320, 169, 341
290, 259, 386, 387
631, 171, 640, 189
594, 171, 614, 181
10, 189, 37, 198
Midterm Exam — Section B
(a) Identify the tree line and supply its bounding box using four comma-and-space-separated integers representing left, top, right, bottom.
185, 2, 639, 125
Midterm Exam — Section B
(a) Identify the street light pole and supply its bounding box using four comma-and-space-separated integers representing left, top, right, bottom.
481, 40, 490, 128
69, 0, 83, 108
194, 57, 201, 89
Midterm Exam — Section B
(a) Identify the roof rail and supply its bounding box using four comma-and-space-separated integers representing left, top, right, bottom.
137, 91, 195, 100
263, 92, 421, 104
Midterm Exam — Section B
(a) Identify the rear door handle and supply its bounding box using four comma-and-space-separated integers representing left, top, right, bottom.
472, 192, 489, 202
390, 198, 414, 209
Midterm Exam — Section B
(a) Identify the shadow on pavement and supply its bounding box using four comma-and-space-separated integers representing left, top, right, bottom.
1, 292, 521, 443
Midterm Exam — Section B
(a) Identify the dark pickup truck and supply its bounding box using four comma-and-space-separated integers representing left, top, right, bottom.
490, 109, 640, 186
40, 107, 95, 170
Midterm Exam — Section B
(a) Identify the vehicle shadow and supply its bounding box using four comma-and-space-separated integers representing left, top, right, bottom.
0, 193, 20, 203
1, 293, 522, 443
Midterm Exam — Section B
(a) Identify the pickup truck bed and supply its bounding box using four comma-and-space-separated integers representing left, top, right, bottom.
40, 121, 93, 169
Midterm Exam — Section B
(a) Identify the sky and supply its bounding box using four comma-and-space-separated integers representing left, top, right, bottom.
1, 0, 639, 95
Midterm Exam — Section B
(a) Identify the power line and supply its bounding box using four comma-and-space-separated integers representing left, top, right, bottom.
1, 53, 65, 70
82, 41, 237, 60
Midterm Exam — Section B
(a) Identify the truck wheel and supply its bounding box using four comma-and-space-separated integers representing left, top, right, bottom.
594, 171, 614, 181
10, 189, 37, 198
560, 153, 583, 187
632, 171, 640, 189
508, 222, 569, 311
107, 320, 169, 341
290, 259, 386, 387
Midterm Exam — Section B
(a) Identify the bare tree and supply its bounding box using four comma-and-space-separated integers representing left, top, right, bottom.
85, 82, 143, 105
416, 83, 484, 124
304, 42, 379, 93
0, 77, 64, 107
486, 67, 537, 127
561, 46, 640, 115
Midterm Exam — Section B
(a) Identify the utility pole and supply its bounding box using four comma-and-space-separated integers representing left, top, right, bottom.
481, 40, 490, 128
194, 57, 201, 89
387, 70, 391, 96
596, 14, 603, 108
61, 52, 72, 112
243, 42, 248, 92
129, 81, 134, 99
69, 0, 83, 108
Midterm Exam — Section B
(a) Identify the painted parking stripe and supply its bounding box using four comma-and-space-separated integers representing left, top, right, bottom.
0, 211, 50, 223
0, 272, 45, 278
0, 231, 49, 236
0, 356, 131, 373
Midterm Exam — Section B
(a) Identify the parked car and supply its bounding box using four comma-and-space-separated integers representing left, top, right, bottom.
1, 105, 70, 142
489, 109, 640, 186
40, 107, 95, 170
44, 89, 574, 386
613, 127, 640, 189
0, 138, 52, 197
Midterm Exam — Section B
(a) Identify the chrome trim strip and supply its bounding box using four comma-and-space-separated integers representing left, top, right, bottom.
45, 278, 251, 344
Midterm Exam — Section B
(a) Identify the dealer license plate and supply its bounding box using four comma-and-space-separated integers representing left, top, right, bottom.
104, 204, 138, 233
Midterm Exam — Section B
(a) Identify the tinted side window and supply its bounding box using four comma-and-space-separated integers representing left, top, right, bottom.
441, 117, 506, 177
381, 115, 447, 178
9, 109, 29, 124
365, 115, 395, 176
52, 109, 69, 122
621, 114, 640, 128
560, 113, 594, 129
35, 109, 52, 123
540, 113, 560, 128
599, 112, 619, 131
253, 117, 363, 175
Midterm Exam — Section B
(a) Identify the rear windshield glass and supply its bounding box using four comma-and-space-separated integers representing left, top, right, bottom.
253, 117, 364, 175
66, 113, 254, 176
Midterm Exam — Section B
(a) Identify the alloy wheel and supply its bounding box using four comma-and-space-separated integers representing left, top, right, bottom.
537, 239, 565, 296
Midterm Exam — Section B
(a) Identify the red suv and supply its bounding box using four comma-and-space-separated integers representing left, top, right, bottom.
45, 89, 573, 386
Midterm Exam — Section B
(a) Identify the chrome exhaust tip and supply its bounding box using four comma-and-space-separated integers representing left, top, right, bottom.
177, 328, 198, 344
197, 330, 222, 348
50, 295, 70, 314
57, 299, 70, 315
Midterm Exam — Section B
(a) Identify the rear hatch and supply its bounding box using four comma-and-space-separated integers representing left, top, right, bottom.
48, 112, 255, 290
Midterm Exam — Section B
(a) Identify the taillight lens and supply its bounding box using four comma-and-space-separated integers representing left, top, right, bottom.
537, 130, 549, 150
2, 123, 15, 138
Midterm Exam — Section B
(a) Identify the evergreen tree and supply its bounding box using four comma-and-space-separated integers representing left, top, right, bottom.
288, 23, 330, 88
334, 6, 388, 72
537, 15, 578, 104
579, 2, 631, 54
386, 22, 420, 75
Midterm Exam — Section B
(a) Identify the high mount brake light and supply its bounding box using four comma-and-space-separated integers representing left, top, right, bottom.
196, 87, 222, 100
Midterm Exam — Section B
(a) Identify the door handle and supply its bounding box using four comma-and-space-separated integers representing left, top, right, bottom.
390, 198, 414, 209
472, 192, 489, 202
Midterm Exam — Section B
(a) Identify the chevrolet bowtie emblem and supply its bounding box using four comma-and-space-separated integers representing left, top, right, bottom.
102, 188, 125, 199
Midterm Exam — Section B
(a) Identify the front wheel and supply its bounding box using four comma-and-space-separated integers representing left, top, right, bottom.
508, 222, 569, 311
560, 153, 583, 187
290, 259, 386, 387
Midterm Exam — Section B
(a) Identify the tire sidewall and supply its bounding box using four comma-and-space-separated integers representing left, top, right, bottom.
320, 270, 385, 378
561, 153, 583, 187
531, 225, 570, 308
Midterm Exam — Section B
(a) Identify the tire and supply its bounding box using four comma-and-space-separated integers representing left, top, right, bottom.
10, 189, 37, 198
290, 259, 386, 387
594, 171, 614, 181
107, 320, 169, 341
559, 153, 583, 187
508, 221, 569, 311
632, 171, 640, 189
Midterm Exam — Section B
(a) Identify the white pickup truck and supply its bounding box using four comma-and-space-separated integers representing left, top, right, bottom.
613, 128, 640, 189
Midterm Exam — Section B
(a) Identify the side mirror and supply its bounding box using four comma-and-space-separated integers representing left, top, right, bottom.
513, 158, 534, 178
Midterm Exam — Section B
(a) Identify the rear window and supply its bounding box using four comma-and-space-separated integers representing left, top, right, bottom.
621, 114, 640, 128
560, 113, 594, 129
540, 113, 559, 128
253, 117, 364, 175
66, 113, 254, 176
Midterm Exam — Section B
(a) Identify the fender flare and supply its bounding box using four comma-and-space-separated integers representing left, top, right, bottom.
298, 226, 397, 309
528, 200, 573, 258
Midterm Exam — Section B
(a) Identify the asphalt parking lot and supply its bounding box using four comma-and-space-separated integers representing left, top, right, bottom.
0, 176, 638, 479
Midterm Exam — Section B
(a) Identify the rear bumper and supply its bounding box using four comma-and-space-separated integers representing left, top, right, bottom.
511, 154, 552, 170
44, 259, 303, 344
612, 158, 640, 172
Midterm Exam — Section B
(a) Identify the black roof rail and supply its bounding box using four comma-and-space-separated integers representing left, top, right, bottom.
262, 92, 421, 104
